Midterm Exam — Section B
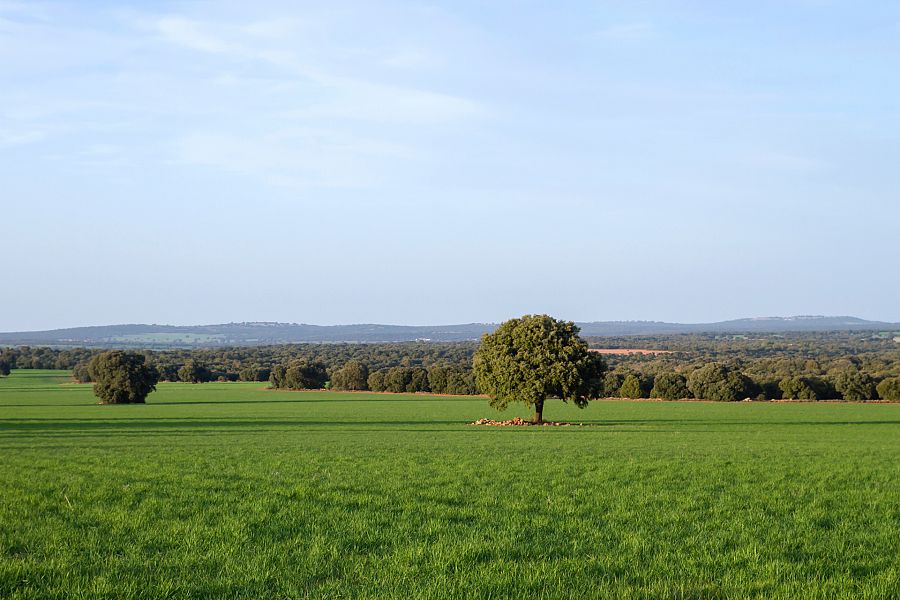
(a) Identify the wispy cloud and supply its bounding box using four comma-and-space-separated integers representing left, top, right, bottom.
151, 14, 481, 123
144, 12, 484, 187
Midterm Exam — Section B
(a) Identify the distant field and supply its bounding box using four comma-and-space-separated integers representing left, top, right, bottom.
108, 333, 227, 344
1, 370, 898, 598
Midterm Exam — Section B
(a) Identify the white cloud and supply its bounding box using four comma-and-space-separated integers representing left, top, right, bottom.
150, 14, 482, 123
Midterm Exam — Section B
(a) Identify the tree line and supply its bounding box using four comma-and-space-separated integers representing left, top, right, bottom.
2, 329, 898, 400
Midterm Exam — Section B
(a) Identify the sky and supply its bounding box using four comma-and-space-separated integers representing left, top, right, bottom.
2, 0, 899, 331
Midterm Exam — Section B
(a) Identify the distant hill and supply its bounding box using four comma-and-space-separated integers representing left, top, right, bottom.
0, 316, 897, 348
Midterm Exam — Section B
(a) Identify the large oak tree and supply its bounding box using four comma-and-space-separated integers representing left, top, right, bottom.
473, 315, 605, 424
89, 351, 159, 404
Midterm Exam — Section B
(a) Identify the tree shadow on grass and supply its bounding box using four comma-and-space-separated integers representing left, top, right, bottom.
0, 418, 469, 431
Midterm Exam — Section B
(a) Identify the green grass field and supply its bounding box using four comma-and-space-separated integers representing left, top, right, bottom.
1, 370, 898, 598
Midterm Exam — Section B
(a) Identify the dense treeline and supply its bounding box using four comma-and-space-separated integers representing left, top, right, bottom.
0, 343, 481, 394
2, 330, 898, 400
590, 331, 900, 400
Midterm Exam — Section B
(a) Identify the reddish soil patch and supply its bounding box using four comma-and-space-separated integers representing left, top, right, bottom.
589, 348, 672, 355
469, 417, 575, 427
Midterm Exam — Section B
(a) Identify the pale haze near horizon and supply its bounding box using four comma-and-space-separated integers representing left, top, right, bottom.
2, 1, 899, 331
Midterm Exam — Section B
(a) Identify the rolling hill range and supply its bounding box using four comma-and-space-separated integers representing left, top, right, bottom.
0, 316, 897, 348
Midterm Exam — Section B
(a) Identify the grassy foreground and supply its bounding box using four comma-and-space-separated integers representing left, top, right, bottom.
1, 370, 898, 599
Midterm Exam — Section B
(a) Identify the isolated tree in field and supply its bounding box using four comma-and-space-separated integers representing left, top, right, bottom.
473, 315, 605, 424
687, 363, 754, 401
876, 377, 900, 400
331, 360, 369, 390
89, 351, 159, 404
650, 372, 690, 400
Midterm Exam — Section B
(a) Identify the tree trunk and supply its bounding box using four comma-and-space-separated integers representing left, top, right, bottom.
533, 400, 544, 425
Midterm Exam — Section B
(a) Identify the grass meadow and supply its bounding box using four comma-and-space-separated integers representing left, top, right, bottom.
1, 370, 898, 598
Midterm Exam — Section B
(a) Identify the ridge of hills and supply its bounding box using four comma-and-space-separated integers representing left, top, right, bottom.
1, 316, 898, 348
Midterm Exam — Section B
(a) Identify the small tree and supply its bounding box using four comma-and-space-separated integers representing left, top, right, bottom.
779, 376, 831, 400
331, 361, 369, 390
239, 366, 270, 382
429, 365, 478, 395
650, 372, 690, 399
367, 370, 387, 392
0, 358, 10, 377
687, 364, 754, 401
828, 368, 877, 401
270, 359, 327, 390
601, 372, 624, 398
72, 361, 93, 383
89, 351, 159, 404
473, 315, 605, 423
619, 374, 643, 399
875, 377, 900, 401
178, 360, 211, 383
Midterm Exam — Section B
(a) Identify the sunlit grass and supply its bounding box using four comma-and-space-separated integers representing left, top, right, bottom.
1, 370, 898, 598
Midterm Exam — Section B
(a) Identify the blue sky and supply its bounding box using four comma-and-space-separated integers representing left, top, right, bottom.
2, 1, 899, 330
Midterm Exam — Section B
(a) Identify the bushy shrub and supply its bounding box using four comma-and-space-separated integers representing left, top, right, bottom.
650, 372, 690, 399
687, 364, 754, 401
876, 377, 900, 400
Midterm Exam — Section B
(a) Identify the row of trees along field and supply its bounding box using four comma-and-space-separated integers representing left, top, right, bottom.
1, 329, 898, 400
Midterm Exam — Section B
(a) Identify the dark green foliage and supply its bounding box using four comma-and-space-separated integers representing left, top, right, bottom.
239, 366, 270, 382
330, 361, 369, 391
72, 361, 92, 383
876, 377, 900, 400
473, 315, 606, 423
427, 365, 479, 395
757, 380, 783, 400
650, 372, 690, 399
619, 374, 643, 399
270, 360, 328, 390
3, 329, 898, 403
779, 376, 832, 400
687, 363, 754, 401
382, 367, 430, 393
602, 372, 625, 397
367, 370, 386, 392
828, 368, 877, 401
409, 368, 429, 393
384, 367, 409, 393
178, 360, 212, 383
88, 351, 159, 404
0, 358, 10, 377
